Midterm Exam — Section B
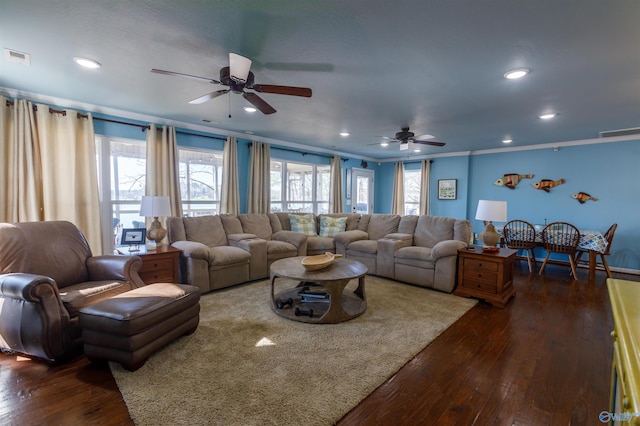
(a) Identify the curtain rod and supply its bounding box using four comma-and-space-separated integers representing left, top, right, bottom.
402, 159, 433, 165
6, 100, 227, 140
249, 142, 346, 161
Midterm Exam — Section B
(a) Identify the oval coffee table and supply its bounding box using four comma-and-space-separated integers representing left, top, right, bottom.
270, 256, 368, 324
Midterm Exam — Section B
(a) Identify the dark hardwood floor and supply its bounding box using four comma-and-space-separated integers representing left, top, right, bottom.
0, 263, 626, 425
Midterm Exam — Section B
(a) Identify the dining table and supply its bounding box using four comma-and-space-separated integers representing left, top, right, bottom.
497, 227, 608, 281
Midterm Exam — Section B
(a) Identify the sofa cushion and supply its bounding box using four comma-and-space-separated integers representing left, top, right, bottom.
307, 236, 336, 253
414, 216, 456, 248
347, 239, 378, 255
220, 214, 244, 235
238, 214, 273, 240
318, 213, 361, 231
208, 246, 251, 267
395, 245, 433, 261
398, 215, 418, 234
289, 214, 317, 236
266, 240, 297, 260
367, 215, 401, 240
319, 216, 347, 237
183, 215, 228, 247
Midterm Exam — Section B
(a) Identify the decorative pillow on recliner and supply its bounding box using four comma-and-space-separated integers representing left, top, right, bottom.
289, 214, 317, 236
319, 216, 347, 237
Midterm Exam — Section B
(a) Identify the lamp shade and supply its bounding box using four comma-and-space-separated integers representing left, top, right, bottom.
475, 200, 507, 223
140, 196, 171, 217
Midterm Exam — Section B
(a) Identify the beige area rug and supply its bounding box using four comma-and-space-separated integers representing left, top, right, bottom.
111, 276, 477, 426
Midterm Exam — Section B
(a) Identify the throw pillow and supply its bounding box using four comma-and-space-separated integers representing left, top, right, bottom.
289, 213, 317, 236
319, 216, 347, 237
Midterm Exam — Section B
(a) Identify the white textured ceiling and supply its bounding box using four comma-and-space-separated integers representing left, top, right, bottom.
1, 0, 639, 159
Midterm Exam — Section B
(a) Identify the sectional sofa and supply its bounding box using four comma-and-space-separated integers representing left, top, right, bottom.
167, 213, 472, 294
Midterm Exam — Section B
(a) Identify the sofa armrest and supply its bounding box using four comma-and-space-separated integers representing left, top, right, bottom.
383, 233, 414, 244
273, 230, 308, 256
227, 233, 258, 243
430, 240, 468, 261
333, 230, 368, 255
86, 255, 144, 287
231, 237, 268, 280
171, 241, 211, 260
0, 273, 70, 361
377, 235, 413, 279
0, 273, 59, 302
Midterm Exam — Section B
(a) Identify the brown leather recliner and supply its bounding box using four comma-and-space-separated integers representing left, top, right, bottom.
0, 221, 144, 363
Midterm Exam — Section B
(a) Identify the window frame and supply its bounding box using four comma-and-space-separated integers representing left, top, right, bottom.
270, 159, 330, 214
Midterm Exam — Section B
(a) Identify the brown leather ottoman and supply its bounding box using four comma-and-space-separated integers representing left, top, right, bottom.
79, 283, 200, 371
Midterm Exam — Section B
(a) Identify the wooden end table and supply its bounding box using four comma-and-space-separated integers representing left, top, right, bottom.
455, 246, 517, 308
118, 245, 180, 284
270, 257, 368, 324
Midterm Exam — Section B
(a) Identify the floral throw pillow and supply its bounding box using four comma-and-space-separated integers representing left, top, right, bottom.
289, 213, 317, 236
319, 216, 348, 237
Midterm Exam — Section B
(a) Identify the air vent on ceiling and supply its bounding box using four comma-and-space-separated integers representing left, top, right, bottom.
600, 127, 640, 138
4, 48, 31, 66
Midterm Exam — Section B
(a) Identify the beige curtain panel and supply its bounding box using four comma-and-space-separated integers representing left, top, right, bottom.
247, 141, 271, 214
391, 162, 404, 215
220, 136, 240, 215
420, 159, 431, 215
0, 96, 103, 253
145, 124, 183, 240
329, 155, 343, 213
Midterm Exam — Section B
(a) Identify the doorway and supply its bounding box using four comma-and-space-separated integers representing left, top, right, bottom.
350, 168, 374, 214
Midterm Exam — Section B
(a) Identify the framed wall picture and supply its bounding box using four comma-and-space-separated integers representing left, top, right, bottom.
438, 179, 457, 200
121, 228, 146, 245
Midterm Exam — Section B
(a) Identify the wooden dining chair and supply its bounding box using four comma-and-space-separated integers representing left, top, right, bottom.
502, 220, 537, 273
539, 222, 581, 279
575, 223, 617, 278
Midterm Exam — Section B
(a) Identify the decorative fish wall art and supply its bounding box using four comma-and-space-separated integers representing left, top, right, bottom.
572, 192, 598, 204
531, 178, 566, 192
493, 173, 534, 189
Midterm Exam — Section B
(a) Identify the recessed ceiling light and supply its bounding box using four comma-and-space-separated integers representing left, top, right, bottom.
413, 148, 421, 153
245, 131, 254, 135
502, 138, 513, 144
538, 113, 557, 120
73, 57, 101, 69
339, 132, 350, 137
243, 107, 257, 113
380, 142, 389, 147
504, 68, 530, 79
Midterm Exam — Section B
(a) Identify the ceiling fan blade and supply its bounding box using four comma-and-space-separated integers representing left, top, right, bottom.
229, 53, 252, 83
252, 84, 312, 97
151, 68, 220, 84
188, 89, 230, 104
413, 140, 446, 147
243, 92, 276, 114
413, 133, 436, 141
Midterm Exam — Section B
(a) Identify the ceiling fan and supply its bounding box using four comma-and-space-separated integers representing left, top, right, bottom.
373, 127, 446, 150
151, 53, 312, 115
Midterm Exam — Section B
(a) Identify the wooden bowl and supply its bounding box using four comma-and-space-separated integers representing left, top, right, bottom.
301, 252, 343, 271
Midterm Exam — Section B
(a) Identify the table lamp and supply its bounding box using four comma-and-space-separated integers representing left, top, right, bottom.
139, 196, 171, 249
475, 200, 507, 248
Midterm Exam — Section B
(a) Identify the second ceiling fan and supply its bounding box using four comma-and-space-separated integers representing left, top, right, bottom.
151, 53, 312, 114
376, 127, 446, 150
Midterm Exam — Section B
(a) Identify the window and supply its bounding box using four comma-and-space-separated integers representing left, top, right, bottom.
179, 148, 222, 217
97, 135, 222, 252
106, 138, 147, 235
270, 160, 330, 214
404, 169, 421, 215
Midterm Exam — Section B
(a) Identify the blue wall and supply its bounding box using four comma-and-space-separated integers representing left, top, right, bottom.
375, 139, 640, 271
92, 112, 640, 271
